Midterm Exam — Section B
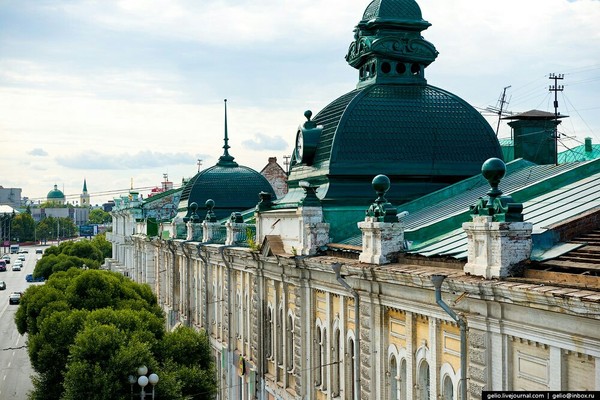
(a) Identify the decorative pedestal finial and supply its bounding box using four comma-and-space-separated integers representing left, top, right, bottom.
463, 158, 532, 279
359, 175, 405, 265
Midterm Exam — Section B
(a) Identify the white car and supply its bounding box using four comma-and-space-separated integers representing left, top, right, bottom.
12, 264, 21, 271
17, 255, 25, 261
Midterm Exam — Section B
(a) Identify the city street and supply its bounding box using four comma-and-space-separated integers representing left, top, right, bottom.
0, 245, 45, 399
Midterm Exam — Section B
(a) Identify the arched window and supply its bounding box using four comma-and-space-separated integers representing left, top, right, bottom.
236, 292, 242, 340
332, 328, 341, 396
348, 337, 355, 399
443, 375, 454, 400
390, 356, 399, 400
315, 326, 322, 387
244, 291, 249, 346
265, 307, 273, 359
277, 307, 284, 367
418, 360, 430, 400
400, 359, 407, 400
321, 327, 328, 391
286, 313, 294, 372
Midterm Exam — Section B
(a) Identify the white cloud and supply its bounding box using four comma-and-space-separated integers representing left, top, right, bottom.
1, 0, 599, 204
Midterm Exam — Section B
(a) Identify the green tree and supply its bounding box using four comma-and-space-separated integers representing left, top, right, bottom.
15, 269, 216, 400
91, 233, 112, 259
88, 208, 112, 224
11, 213, 35, 242
15, 269, 167, 400
157, 326, 217, 399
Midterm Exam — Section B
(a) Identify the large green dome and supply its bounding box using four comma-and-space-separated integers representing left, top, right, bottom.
47, 184, 65, 200
179, 164, 275, 221
286, 0, 502, 205
178, 100, 276, 221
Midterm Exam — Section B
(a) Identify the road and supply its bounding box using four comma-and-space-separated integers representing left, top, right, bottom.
0, 244, 47, 399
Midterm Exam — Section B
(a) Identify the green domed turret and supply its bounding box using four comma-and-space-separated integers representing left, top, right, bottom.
178, 100, 276, 221
47, 184, 66, 204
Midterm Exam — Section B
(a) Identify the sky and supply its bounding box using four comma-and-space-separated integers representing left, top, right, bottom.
1, 0, 599, 206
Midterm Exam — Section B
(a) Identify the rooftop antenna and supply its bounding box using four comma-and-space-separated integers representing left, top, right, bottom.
217, 98, 238, 167
549, 73, 564, 165
283, 155, 291, 174
197, 158, 203, 172
486, 86, 511, 136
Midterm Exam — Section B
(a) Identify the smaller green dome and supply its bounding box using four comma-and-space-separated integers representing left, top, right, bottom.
47, 184, 65, 200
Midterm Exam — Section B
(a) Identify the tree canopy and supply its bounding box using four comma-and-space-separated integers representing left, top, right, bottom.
15, 269, 216, 399
88, 208, 112, 224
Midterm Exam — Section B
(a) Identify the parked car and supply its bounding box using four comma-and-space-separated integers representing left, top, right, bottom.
12, 264, 21, 271
9, 292, 22, 304
0, 280, 6, 290
25, 274, 44, 283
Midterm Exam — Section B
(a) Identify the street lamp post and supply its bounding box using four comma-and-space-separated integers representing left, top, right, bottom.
128, 366, 159, 400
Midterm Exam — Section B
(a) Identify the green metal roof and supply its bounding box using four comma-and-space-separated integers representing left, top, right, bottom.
284, 83, 503, 207
558, 143, 600, 163
47, 184, 65, 199
178, 100, 276, 221
402, 158, 600, 258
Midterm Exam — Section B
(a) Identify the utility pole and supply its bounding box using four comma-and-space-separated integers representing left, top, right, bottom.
549, 73, 564, 165
283, 155, 291, 174
495, 86, 511, 136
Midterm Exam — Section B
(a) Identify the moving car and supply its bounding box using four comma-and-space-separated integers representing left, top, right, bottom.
9, 292, 22, 304
35, 249, 43, 254
17, 254, 25, 261
1, 254, 9, 264
12, 264, 21, 271
0, 280, 6, 290
26, 274, 44, 283
0, 260, 6, 272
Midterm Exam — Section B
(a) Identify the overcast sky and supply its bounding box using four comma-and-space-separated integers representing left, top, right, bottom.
1, 0, 599, 206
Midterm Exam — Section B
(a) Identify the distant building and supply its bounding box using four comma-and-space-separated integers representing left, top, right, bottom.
46, 184, 66, 205
260, 157, 288, 199
0, 186, 22, 208
80, 179, 90, 207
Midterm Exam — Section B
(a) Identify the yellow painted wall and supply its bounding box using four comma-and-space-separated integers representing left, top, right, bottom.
566, 352, 594, 390
440, 321, 460, 371
388, 309, 407, 349
511, 339, 550, 390
347, 298, 355, 333
288, 285, 296, 310
315, 291, 327, 321
415, 315, 430, 349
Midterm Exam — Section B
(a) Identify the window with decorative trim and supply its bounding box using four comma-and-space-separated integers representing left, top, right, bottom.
286, 313, 294, 372
332, 327, 341, 397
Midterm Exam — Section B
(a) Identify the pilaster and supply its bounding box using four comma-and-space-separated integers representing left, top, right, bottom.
463, 216, 532, 279
358, 217, 404, 264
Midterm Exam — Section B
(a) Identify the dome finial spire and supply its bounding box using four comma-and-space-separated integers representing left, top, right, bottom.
217, 98, 238, 167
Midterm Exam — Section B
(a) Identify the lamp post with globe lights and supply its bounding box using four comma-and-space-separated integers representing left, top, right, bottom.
128, 366, 159, 400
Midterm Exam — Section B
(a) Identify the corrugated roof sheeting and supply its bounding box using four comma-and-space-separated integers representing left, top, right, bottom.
405, 160, 600, 259
402, 160, 582, 230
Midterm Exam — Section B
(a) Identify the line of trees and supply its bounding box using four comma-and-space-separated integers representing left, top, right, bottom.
8, 208, 111, 243
15, 238, 217, 400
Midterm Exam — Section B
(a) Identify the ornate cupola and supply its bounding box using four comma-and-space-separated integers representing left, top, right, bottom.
346, 0, 438, 88
177, 100, 276, 221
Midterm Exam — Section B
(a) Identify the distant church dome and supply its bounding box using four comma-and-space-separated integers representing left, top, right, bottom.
47, 184, 66, 204
287, 0, 502, 205
178, 100, 276, 221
